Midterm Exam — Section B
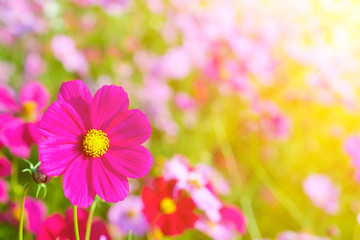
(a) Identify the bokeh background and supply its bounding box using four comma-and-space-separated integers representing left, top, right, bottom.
2, 0, 360, 239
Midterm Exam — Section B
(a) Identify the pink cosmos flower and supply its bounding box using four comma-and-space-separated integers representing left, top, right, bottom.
37, 207, 111, 240
303, 174, 340, 215
0, 81, 49, 158
108, 195, 149, 236
344, 135, 360, 181
38, 80, 153, 207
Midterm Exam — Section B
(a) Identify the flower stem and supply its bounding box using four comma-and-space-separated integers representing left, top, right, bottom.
85, 197, 100, 240
19, 183, 31, 240
73, 205, 80, 240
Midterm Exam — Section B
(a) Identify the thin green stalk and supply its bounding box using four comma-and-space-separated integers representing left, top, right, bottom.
19, 183, 31, 240
74, 205, 80, 240
85, 197, 100, 240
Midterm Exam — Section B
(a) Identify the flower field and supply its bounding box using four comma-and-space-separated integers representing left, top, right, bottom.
1, 0, 360, 239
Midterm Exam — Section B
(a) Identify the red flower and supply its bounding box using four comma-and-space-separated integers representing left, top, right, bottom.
142, 177, 198, 236
37, 208, 111, 240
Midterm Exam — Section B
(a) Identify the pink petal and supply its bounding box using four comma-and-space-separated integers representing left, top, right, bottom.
92, 157, 129, 202
90, 85, 129, 129
25, 197, 47, 234
0, 85, 19, 112
104, 145, 153, 179
2, 117, 31, 158
105, 109, 152, 147
63, 155, 96, 208
220, 205, 247, 234
39, 101, 86, 138
58, 80, 92, 104
0, 157, 11, 177
58, 80, 92, 128
24, 122, 43, 145
39, 136, 81, 176
0, 178, 9, 203
19, 81, 50, 111
37, 214, 67, 240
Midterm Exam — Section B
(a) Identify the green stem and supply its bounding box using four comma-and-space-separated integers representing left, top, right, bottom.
85, 197, 100, 240
19, 183, 31, 240
73, 205, 80, 240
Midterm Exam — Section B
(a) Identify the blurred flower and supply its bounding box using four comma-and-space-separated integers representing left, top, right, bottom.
24, 52, 45, 78
161, 47, 191, 80
303, 174, 340, 215
0, 0, 47, 36
142, 177, 198, 236
0, 178, 8, 203
163, 155, 222, 221
0, 157, 11, 177
0, 61, 14, 84
0, 81, 49, 158
195, 164, 230, 196
24, 197, 47, 234
195, 205, 247, 240
252, 100, 291, 140
344, 135, 360, 181
277, 231, 330, 240
37, 207, 111, 240
108, 195, 148, 236
39, 80, 153, 207
0, 197, 47, 234
51, 35, 89, 75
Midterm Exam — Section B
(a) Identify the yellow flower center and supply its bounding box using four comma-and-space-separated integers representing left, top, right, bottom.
82, 129, 109, 157
160, 197, 176, 214
20, 101, 37, 122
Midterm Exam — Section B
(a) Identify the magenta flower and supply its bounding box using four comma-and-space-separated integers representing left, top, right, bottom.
37, 207, 111, 240
39, 80, 153, 207
0, 81, 49, 158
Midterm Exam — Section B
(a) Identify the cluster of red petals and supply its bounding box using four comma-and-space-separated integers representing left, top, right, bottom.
37, 208, 110, 240
142, 177, 198, 236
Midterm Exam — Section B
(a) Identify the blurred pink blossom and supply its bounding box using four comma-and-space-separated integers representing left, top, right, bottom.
163, 155, 222, 221
0, 179, 8, 203
51, 35, 89, 75
0, 157, 11, 177
344, 135, 360, 181
252, 100, 291, 140
0, 81, 49, 158
277, 231, 330, 240
25, 52, 45, 77
303, 174, 340, 215
0, 0, 46, 36
195, 205, 246, 240
24, 197, 47, 234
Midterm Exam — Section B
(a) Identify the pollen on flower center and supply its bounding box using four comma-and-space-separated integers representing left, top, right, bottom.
160, 197, 176, 214
82, 129, 110, 157
21, 101, 37, 122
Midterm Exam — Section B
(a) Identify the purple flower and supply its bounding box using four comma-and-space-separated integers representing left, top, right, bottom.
108, 195, 149, 236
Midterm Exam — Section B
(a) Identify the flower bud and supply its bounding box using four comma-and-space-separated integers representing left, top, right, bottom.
32, 167, 51, 184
